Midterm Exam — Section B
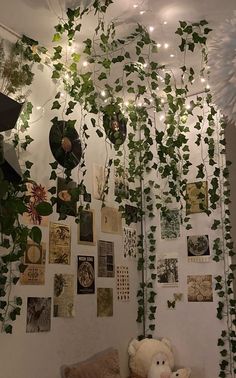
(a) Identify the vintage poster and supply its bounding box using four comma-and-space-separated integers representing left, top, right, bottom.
116, 266, 130, 301
97, 288, 113, 317
57, 177, 77, 216
101, 206, 122, 234
123, 227, 137, 258
114, 166, 129, 199
157, 256, 179, 287
53, 274, 74, 317
77, 255, 95, 294
187, 275, 213, 302
77, 209, 95, 245
26, 297, 51, 333
187, 235, 210, 262
93, 164, 106, 200
98, 240, 114, 277
20, 241, 46, 285
161, 209, 180, 239
186, 181, 208, 215
49, 222, 71, 264
22, 182, 48, 226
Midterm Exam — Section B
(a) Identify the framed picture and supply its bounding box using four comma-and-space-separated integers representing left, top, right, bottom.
101, 206, 122, 234
187, 275, 213, 302
77, 209, 95, 245
161, 209, 180, 240
186, 181, 208, 215
77, 255, 95, 294
157, 256, 179, 287
57, 177, 77, 216
187, 235, 210, 262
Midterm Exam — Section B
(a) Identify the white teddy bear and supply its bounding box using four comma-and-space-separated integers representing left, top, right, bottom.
171, 368, 191, 377
147, 352, 172, 378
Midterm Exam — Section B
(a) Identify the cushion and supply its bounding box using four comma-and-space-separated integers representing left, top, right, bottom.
61, 347, 121, 378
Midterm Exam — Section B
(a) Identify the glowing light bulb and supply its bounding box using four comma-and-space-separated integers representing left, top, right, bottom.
65, 73, 69, 79
36, 106, 42, 110
170, 54, 175, 58
60, 92, 65, 97
157, 43, 162, 48
186, 104, 191, 110
149, 26, 154, 32
83, 61, 88, 67
140, 10, 145, 15
133, 4, 138, 8
164, 43, 169, 49
150, 98, 153, 103
161, 98, 165, 104
125, 101, 129, 106
159, 114, 165, 121
201, 78, 206, 83
138, 102, 142, 107
163, 21, 168, 25
206, 84, 210, 89
101, 90, 106, 97
143, 63, 148, 68
104, 99, 108, 103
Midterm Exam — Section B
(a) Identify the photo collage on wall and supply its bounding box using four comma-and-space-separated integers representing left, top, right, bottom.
159, 180, 214, 306
21, 164, 138, 331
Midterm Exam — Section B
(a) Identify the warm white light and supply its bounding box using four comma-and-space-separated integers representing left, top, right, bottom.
157, 43, 162, 48
104, 99, 108, 103
65, 73, 69, 79
138, 102, 142, 107
124, 101, 129, 106
143, 63, 148, 68
161, 98, 165, 104
60, 92, 65, 97
186, 104, 191, 110
164, 43, 169, 49
83, 61, 88, 67
133, 4, 138, 8
170, 54, 175, 58
149, 26, 154, 32
150, 98, 153, 103
159, 114, 165, 121
206, 84, 210, 89
101, 90, 106, 97
140, 10, 145, 15
201, 77, 206, 83
163, 21, 168, 25
36, 106, 42, 110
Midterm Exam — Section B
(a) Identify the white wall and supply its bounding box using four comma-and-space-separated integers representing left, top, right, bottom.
0, 36, 140, 378
147, 106, 227, 378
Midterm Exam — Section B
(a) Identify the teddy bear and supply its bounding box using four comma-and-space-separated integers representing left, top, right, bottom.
128, 338, 174, 378
171, 368, 191, 378
147, 352, 172, 378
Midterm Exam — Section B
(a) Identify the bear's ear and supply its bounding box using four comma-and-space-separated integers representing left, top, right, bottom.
128, 339, 140, 357
186, 367, 191, 377
161, 338, 172, 350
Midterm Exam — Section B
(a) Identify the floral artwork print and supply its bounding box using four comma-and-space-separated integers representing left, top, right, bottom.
24, 183, 48, 226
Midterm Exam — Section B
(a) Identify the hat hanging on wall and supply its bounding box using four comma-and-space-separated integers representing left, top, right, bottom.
103, 111, 127, 146
208, 12, 236, 124
49, 120, 82, 169
0, 92, 24, 132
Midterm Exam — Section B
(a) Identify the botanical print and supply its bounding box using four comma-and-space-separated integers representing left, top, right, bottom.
93, 164, 106, 200
77, 255, 95, 294
22, 182, 48, 226
77, 209, 95, 245
116, 266, 130, 301
114, 166, 129, 199
20, 241, 46, 285
26, 297, 51, 333
161, 209, 180, 239
53, 274, 74, 317
101, 206, 122, 234
187, 235, 210, 262
157, 257, 179, 287
57, 177, 77, 216
98, 240, 114, 277
187, 275, 213, 302
97, 288, 113, 317
186, 181, 208, 215
123, 227, 137, 258
49, 222, 71, 264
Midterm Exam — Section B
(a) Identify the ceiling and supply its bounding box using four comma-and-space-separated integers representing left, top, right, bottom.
0, 0, 235, 93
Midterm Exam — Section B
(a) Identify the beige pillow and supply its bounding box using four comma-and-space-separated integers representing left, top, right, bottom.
61, 347, 121, 378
